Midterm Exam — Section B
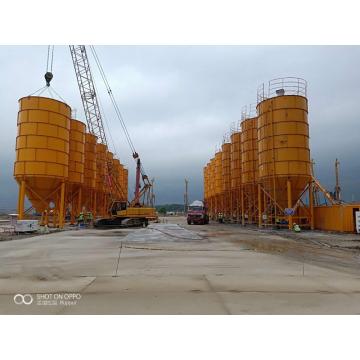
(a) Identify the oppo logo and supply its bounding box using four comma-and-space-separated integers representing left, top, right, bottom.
13, 294, 34, 305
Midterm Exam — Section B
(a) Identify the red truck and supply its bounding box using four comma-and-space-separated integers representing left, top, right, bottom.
187, 200, 209, 225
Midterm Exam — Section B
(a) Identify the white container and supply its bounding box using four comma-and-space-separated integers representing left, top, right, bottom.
15, 220, 39, 233
355, 211, 360, 234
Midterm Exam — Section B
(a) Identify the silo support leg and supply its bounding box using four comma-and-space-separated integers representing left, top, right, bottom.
309, 181, 314, 230
18, 180, 26, 220
43, 210, 49, 226
58, 182, 66, 228
241, 189, 245, 226
258, 184, 262, 228
77, 187, 82, 218
93, 191, 97, 218
287, 179, 293, 230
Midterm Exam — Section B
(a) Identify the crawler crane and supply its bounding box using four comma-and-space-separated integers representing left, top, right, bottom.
69, 45, 157, 227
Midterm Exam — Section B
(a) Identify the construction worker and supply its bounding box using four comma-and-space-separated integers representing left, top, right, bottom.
218, 212, 224, 223
77, 212, 84, 228
86, 211, 94, 226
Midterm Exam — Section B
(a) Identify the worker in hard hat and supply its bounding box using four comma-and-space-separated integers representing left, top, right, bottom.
86, 211, 94, 227
218, 212, 224, 223
77, 212, 84, 228
293, 223, 301, 232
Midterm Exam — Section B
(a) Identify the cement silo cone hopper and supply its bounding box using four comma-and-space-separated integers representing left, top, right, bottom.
14, 96, 71, 227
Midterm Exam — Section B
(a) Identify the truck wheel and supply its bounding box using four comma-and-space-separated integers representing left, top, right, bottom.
187, 220, 191, 225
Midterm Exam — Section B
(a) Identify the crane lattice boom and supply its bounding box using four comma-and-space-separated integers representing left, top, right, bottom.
69, 45, 108, 145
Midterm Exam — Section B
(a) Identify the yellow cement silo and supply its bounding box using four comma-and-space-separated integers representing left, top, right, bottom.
230, 132, 241, 190
230, 131, 241, 221
221, 143, 231, 219
203, 164, 209, 203
106, 151, 114, 200
95, 143, 107, 217
83, 133, 97, 213
118, 162, 126, 201
98, 150, 115, 212
112, 158, 121, 199
214, 151, 223, 217
257, 77, 311, 228
205, 163, 210, 203
241, 116, 258, 224
123, 167, 129, 202
67, 119, 86, 223
14, 96, 71, 227
214, 152, 223, 195
207, 158, 215, 218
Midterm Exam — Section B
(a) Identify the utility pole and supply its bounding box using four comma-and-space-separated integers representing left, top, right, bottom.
184, 179, 189, 214
334, 158, 341, 201
311, 158, 320, 206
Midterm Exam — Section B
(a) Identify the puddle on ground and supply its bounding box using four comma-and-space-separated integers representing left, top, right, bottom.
124, 224, 205, 243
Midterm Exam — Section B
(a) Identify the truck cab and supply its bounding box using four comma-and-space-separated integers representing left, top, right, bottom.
187, 200, 209, 225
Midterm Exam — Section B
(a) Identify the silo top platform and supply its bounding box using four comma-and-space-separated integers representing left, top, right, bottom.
257, 77, 307, 104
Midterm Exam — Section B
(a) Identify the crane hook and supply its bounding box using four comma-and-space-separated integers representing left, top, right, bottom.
44, 71, 53, 87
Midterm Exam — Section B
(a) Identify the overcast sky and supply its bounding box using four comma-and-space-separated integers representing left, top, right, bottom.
0, 45, 359, 210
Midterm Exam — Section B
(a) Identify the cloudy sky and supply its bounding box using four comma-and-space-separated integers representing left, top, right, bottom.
0, 45, 360, 210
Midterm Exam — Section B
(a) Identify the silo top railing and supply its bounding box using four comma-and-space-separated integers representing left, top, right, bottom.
230, 120, 241, 134
222, 131, 231, 144
257, 77, 307, 103
241, 104, 257, 120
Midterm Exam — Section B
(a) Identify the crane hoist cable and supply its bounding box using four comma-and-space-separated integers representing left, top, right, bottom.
46, 45, 54, 73
45, 45, 55, 86
29, 45, 66, 103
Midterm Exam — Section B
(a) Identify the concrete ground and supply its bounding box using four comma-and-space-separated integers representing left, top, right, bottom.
0, 216, 359, 314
